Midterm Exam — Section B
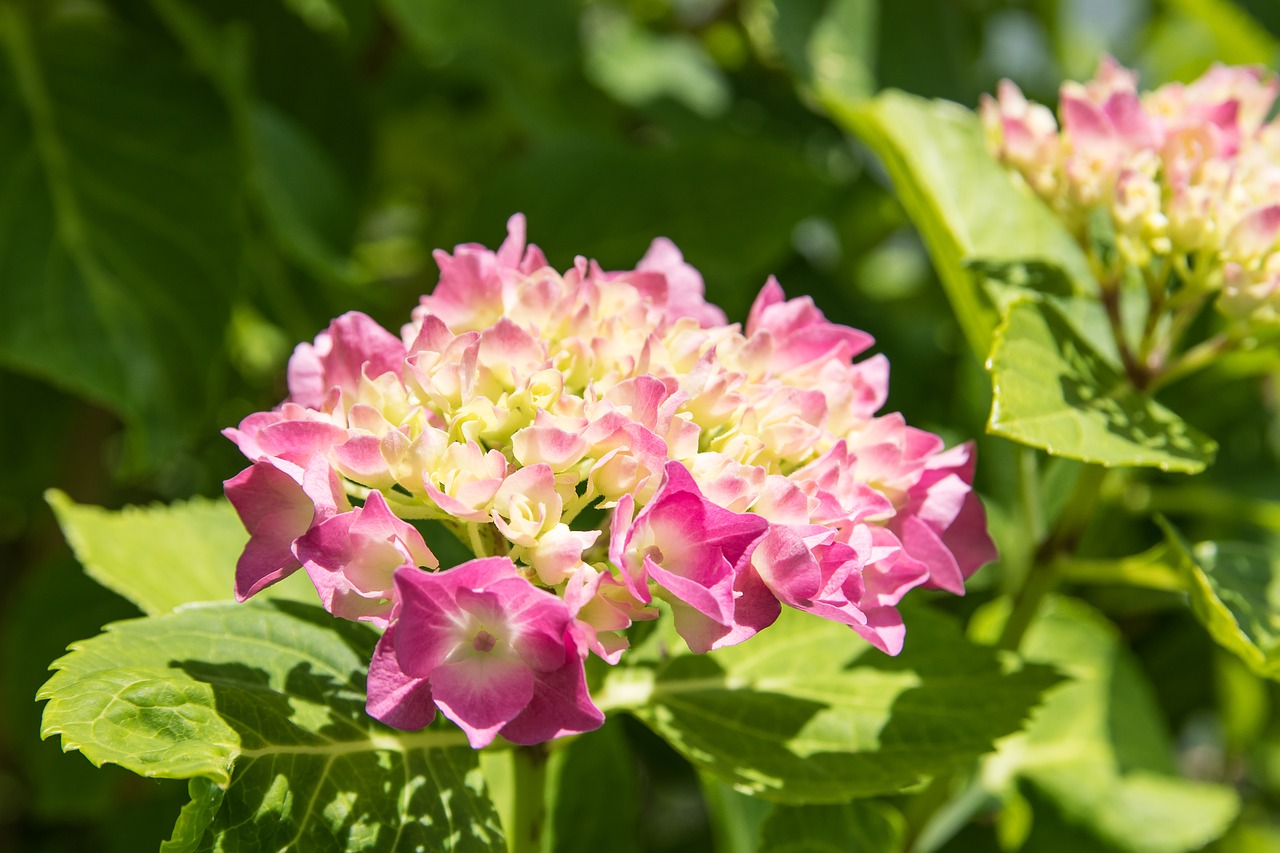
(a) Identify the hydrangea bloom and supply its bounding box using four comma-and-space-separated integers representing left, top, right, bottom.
981, 57, 1280, 323
224, 215, 995, 747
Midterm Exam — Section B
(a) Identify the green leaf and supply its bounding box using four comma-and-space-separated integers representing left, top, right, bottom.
0, 12, 240, 470
544, 722, 642, 853
1164, 0, 1279, 65
582, 4, 730, 117
1, 556, 177, 823
1162, 522, 1280, 680
756, 801, 904, 853
830, 90, 1092, 358
39, 600, 504, 852
600, 606, 1059, 803
46, 489, 316, 615
746, 0, 878, 103
150, 0, 362, 290
46, 489, 242, 615
986, 299, 1216, 472
980, 597, 1239, 853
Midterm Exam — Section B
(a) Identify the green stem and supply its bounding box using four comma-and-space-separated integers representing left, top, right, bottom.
1147, 331, 1236, 392
1099, 273, 1150, 389
507, 744, 549, 853
998, 463, 1107, 651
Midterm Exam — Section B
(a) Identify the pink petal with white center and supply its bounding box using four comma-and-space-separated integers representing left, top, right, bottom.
432, 656, 535, 748
387, 557, 601, 746
366, 625, 436, 731
498, 636, 606, 744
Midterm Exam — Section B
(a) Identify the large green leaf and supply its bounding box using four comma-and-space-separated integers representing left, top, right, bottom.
979, 597, 1239, 853
0, 11, 240, 469
543, 721, 642, 853
986, 298, 1216, 472
1162, 522, 1280, 680
39, 600, 503, 852
830, 90, 1092, 358
599, 606, 1059, 803
149, 0, 362, 291
46, 489, 315, 616
756, 801, 903, 853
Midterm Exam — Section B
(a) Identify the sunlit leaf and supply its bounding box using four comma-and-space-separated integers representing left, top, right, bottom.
986, 299, 1216, 472
831, 90, 1092, 358
46, 489, 315, 616
39, 600, 504, 852
1162, 521, 1280, 680
600, 606, 1059, 803
980, 597, 1239, 853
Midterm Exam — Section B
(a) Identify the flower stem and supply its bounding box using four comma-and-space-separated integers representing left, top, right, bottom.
507, 744, 549, 853
998, 462, 1107, 651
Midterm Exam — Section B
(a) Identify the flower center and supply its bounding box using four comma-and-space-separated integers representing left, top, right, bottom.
472, 629, 497, 653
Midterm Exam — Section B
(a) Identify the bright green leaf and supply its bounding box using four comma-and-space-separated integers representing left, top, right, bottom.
830, 90, 1092, 358
980, 597, 1239, 853
46, 489, 242, 615
45, 489, 315, 615
756, 801, 904, 853
601, 606, 1059, 803
1162, 522, 1280, 681
39, 600, 504, 852
0, 12, 240, 470
986, 299, 1216, 472
1164, 0, 1278, 65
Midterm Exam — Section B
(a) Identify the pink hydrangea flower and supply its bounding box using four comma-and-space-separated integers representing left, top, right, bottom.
225, 214, 995, 747
365, 557, 603, 748
982, 57, 1280, 319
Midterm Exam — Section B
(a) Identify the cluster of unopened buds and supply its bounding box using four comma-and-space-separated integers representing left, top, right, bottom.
223, 216, 995, 748
982, 57, 1280, 324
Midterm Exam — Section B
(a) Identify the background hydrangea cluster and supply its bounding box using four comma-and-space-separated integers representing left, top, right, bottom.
223, 216, 995, 748
982, 58, 1280, 326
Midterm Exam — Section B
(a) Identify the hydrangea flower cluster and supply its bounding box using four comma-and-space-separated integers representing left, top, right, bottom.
981, 58, 1280, 323
224, 216, 995, 748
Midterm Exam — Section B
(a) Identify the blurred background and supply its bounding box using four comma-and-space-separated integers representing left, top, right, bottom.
2, 0, 1279, 849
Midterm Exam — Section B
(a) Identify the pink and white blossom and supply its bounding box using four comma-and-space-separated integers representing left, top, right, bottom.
225, 214, 995, 748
